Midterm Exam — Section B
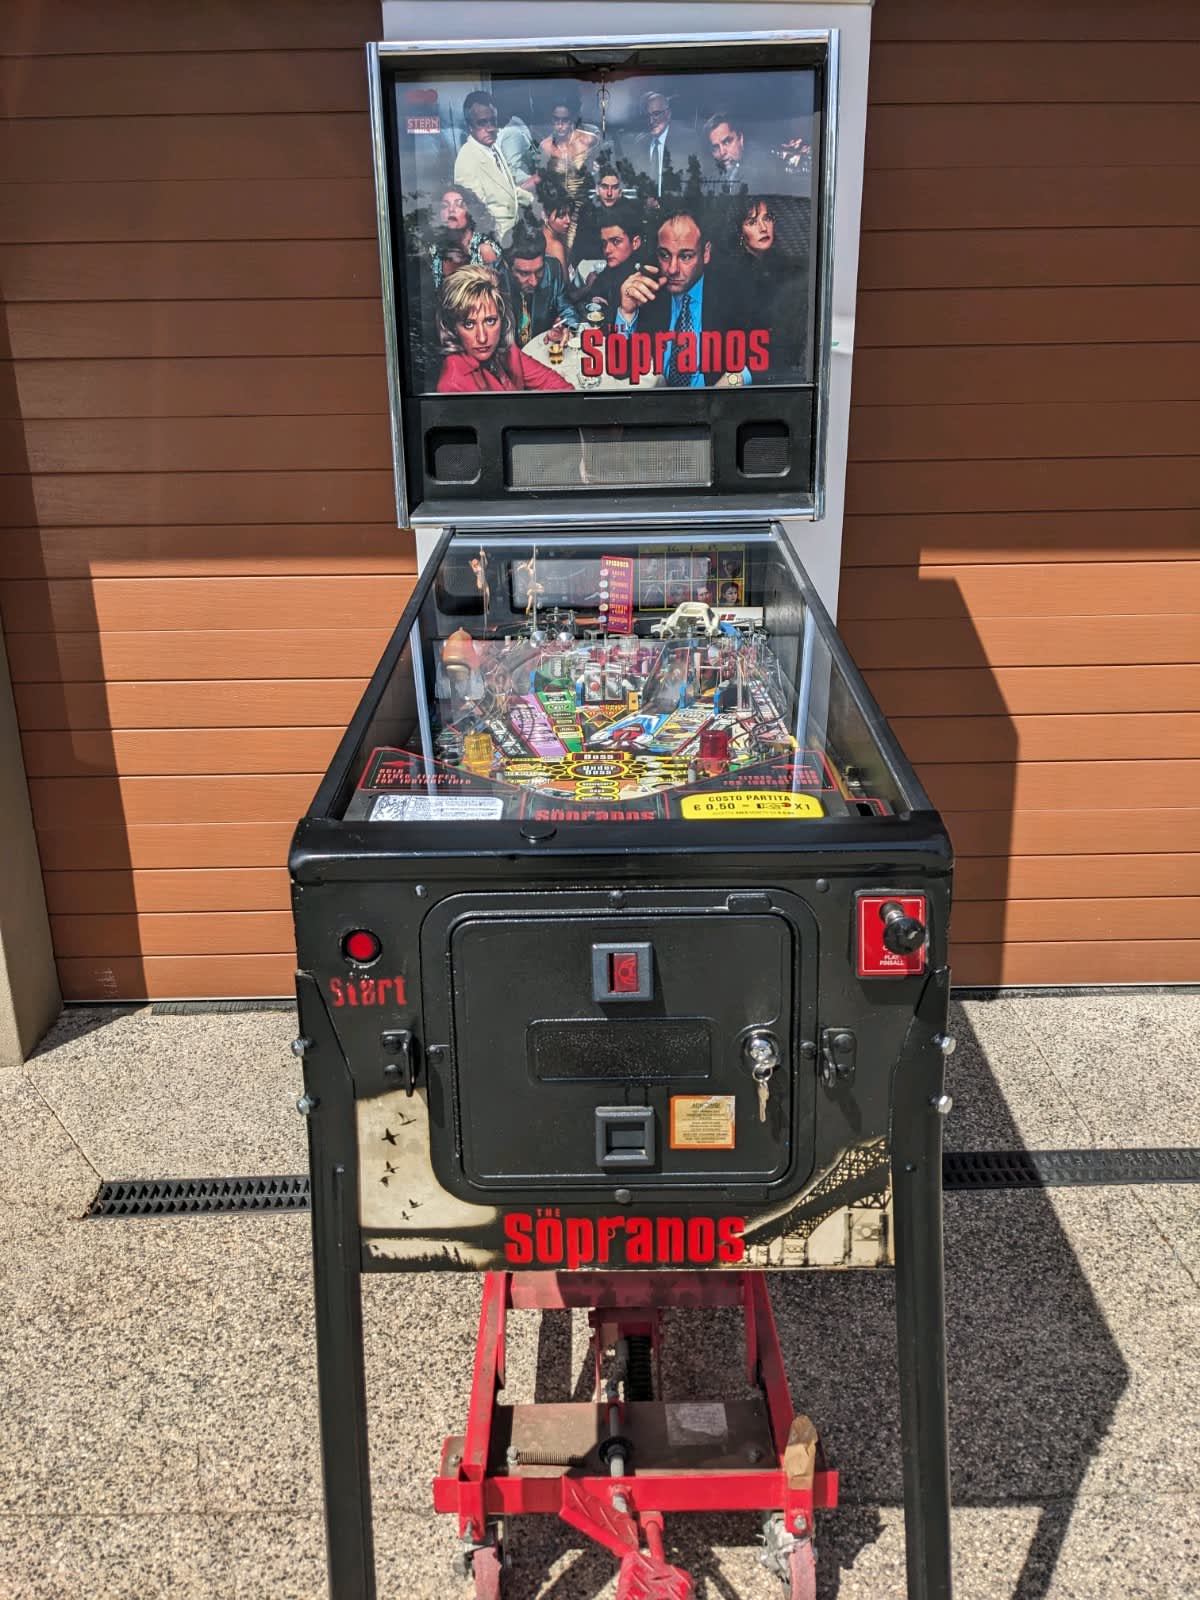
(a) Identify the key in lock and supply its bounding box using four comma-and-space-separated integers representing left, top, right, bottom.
745, 1031, 781, 1123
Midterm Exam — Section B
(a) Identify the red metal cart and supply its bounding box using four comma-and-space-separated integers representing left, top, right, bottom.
434, 1270, 839, 1599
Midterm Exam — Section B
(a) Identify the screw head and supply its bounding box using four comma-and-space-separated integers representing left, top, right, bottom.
615, 1188, 633, 1205
296, 1092, 319, 1116
291, 1037, 312, 1057
935, 1033, 957, 1056
930, 1092, 953, 1116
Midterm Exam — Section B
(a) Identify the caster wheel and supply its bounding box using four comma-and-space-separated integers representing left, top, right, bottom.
472, 1541, 503, 1600
787, 1539, 816, 1600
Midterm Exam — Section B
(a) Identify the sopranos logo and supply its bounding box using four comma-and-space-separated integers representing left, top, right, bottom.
504, 1208, 745, 1268
579, 327, 770, 387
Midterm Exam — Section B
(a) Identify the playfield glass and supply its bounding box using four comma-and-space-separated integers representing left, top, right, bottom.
333, 527, 920, 826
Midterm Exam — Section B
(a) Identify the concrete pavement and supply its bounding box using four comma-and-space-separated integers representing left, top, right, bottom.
1, 993, 1197, 1599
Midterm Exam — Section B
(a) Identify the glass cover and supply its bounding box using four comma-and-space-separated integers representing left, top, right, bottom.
337, 530, 917, 826
388, 63, 818, 397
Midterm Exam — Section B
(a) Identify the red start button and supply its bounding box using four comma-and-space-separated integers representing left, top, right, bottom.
856, 893, 927, 978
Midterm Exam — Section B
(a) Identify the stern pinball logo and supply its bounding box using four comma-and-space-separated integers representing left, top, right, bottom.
504, 1207, 746, 1268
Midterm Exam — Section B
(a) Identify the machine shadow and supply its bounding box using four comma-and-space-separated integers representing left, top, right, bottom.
522, 1005, 1127, 1600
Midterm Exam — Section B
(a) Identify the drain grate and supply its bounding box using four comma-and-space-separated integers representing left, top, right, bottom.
84, 1148, 1200, 1219
943, 1148, 1200, 1190
150, 1000, 295, 1015
86, 1175, 310, 1218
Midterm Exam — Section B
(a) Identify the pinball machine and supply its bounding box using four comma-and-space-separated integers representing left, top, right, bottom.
291, 14, 953, 1600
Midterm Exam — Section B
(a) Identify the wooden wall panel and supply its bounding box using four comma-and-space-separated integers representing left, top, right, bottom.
865, 666, 1200, 718
860, 167, 1199, 230
22, 728, 344, 779
842, 511, 1200, 565
43, 869, 291, 915
1, 575, 413, 632
852, 349, 1200, 408
952, 943, 1200, 988
13, 680, 367, 730
0, 52, 366, 118
50, 911, 295, 959
869, 43, 1200, 104
35, 823, 296, 872
844, 458, 1200, 516
956, 856, 1200, 902
1, 359, 390, 419
847, 403, 1200, 462
889, 714, 1200, 764
4, 300, 383, 357
0, 416, 393, 475
1, 0, 396, 999
0, 243, 381, 302
871, 1, 1200, 42
841, 563, 1200, 619
944, 811, 1200, 857
952, 899, 1200, 945
4, 114, 370, 181
852, 3, 1200, 985
2, 526, 407, 579
842, 617, 1199, 670
6, 0, 383, 53
56, 956, 296, 1002
857, 287, 1200, 346
0, 179, 376, 243
858, 229, 1200, 290
7, 630, 391, 682
0, 471, 395, 526
867, 105, 1200, 169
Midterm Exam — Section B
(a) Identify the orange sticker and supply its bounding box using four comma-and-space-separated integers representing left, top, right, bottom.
670, 1095, 736, 1150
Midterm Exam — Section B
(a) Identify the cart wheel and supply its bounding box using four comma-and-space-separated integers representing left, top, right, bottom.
786, 1539, 816, 1600
472, 1541, 503, 1600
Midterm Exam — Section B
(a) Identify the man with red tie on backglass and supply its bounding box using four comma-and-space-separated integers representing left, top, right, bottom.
613, 206, 755, 388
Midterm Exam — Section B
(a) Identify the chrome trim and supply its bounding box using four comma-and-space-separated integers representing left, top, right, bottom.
408, 615, 435, 783
366, 43, 409, 530
376, 30, 834, 59
412, 502, 818, 530
447, 529, 772, 550
813, 28, 839, 522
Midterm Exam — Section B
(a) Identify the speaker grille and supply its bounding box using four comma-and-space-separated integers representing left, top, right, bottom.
426, 426, 480, 483
529, 1018, 712, 1080
506, 426, 711, 490
738, 421, 790, 477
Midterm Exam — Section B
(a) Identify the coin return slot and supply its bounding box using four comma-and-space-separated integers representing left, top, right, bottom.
595, 1106, 656, 1170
